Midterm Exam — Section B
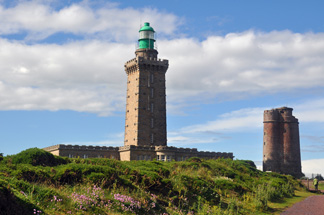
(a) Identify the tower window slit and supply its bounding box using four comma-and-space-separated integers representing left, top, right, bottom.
150, 73, 154, 83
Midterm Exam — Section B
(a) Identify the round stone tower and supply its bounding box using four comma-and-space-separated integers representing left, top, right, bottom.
263, 107, 303, 178
263, 109, 283, 173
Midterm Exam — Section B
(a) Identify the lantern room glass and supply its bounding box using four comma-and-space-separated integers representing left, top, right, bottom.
139, 31, 154, 40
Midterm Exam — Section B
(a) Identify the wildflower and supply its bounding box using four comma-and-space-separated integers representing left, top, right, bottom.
20, 191, 27, 197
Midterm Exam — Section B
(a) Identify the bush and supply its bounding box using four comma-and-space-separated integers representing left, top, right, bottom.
54, 164, 83, 185
187, 157, 202, 163
214, 178, 244, 194
237, 160, 257, 169
14, 165, 52, 183
11, 148, 67, 166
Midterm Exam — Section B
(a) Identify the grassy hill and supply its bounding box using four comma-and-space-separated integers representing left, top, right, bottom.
0, 148, 306, 214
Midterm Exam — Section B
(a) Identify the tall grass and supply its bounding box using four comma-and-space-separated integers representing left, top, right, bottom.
0, 149, 303, 215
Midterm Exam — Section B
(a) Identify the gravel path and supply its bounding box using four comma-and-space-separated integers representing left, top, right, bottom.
281, 195, 324, 215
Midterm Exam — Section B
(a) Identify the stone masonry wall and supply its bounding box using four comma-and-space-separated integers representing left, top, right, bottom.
124, 49, 168, 147
43, 145, 120, 159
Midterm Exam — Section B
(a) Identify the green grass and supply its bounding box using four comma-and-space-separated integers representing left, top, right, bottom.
318, 181, 324, 190
0, 149, 319, 215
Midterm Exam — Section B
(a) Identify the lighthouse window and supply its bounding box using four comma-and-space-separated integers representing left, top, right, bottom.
150, 73, 154, 83
151, 103, 154, 112
151, 88, 154, 98
151, 133, 154, 143
151, 118, 154, 128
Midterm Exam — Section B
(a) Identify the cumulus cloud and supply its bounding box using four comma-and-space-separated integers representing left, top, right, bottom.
0, 38, 131, 115
1, 1, 324, 117
163, 31, 324, 103
0, 0, 180, 41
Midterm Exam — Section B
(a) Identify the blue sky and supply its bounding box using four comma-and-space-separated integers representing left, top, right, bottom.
0, 0, 324, 176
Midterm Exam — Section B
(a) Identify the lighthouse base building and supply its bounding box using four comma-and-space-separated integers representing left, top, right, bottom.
43, 144, 233, 161
263, 107, 303, 178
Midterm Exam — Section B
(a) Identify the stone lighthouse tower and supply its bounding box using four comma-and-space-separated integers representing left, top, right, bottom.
124, 23, 169, 147
43, 23, 234, 162
263, 107, 303, 178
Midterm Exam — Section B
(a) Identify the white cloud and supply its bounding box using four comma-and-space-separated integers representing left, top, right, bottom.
166, 107, 264, 147
255, 159, 324, 177
162, 31, 324, 103
168, 135, 219, 147
302, 159, 324, 177
0, 1, 180, 41
0, 38, 131, 115
295, 99, 324, 122
1, 1, 324, 117
180, 108, 264, 134
168, 98, 324, 146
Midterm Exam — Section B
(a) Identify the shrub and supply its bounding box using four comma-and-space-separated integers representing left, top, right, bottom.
237, 160, 257, 169
11, 148, 67, 167
54, 164, 83, 185
0, 179, 36, 215
214, 178, 244, 194
14, 165, 52, 183
187, 157, 202, 163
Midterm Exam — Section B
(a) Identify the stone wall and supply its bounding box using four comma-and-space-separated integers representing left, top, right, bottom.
43, 144, 120, 159
44, 144, 234, 162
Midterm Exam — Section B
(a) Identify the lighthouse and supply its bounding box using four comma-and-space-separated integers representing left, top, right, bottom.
123, 22, 169, 148
44, 23, 234, 162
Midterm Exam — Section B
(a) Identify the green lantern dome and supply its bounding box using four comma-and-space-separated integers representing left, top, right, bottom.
139, 22, 155, 32
138, 22, 155, 50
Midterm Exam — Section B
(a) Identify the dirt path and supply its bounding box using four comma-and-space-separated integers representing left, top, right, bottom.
281, 195, 324, 215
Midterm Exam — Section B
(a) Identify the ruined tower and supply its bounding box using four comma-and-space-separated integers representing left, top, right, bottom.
124, 22, 169, 147
263, 107, 303, 178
